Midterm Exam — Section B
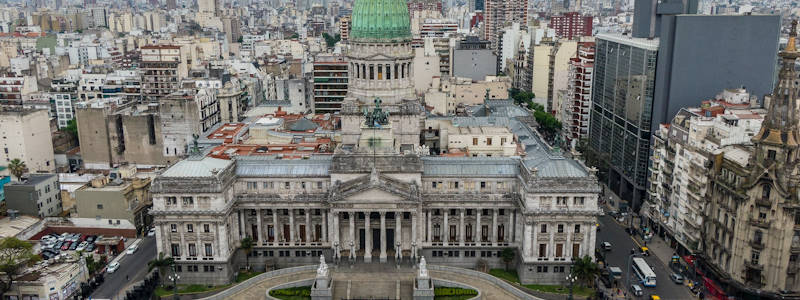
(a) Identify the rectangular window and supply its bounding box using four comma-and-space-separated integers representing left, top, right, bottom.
486, 138, 492, 145
204, 243, 213, 256
182, 197, 194, 205
171, 244, 180, 256
97, 204, 103, 209
540, 224, 547, 233
473, 138, 478, 145
166, 197, 177, 205
574, 224, 581, 233
317, 182, 323, 189
501, 137, 507, 145
574, 197, 585, 205
188, 244, 197, 256
170, 224, 177, 232
480, 181, 486, 189
572, 243, 580, 257
557, 224, 564, 233
556, 244, 563, 257
203, 224, 210, 233
187, 224, 194, 233
285, 182, 290, 189
751, 250, 760, 265
539, 244, 546, 257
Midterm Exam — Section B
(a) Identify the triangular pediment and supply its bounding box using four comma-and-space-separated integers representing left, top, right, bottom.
330, 169, 419, 203
344, 187, 405, 203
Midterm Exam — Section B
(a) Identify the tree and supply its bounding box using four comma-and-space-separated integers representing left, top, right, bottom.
64, 119, 78, 137
7, 159, 26, 181
147, 252, 175, 286
500, 248, 515, 271
571, 255, 600, 288
240, 237, 254, 270
237, 36, 243, 43
0, 238, 40, 299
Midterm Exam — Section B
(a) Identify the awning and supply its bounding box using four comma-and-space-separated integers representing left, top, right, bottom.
683, 255, 695, 267
704, 277, 726, 300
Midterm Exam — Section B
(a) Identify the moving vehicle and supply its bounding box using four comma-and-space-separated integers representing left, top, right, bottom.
126, 244, 138, 254
650, 295, 661, 300
640, 246, 650, 256
602, 242, 612, 251
630, 284, 644, 297
608, 266, 623, 279
670, 273, 684, 284
106, 262, 119, 273
147, 228, 156, 237
632, 257, 657, 287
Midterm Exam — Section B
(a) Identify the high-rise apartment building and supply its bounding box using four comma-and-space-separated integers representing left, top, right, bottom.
313, 54, 348, 114
549, 12, 592, 39
0, 107, 56, 174
340, 16, 350, 41
141, 45, 181, 103
587, 0, 780, 209
484, 0, 527, 46
563, 42, 594, 145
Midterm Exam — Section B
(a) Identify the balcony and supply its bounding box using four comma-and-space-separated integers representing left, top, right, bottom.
744, 260, 763, 271
750, 240, 764, 250
755, 197, 771, 207
749, 218, 770, 229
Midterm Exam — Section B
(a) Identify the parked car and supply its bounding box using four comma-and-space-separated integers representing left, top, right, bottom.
106, 262, 120, 273
670, 273, 684, 284
126, 244, 138, 254
86, 243, 96, 252
147, 228, 156, 237
630, 284, 643, 297
86, 235, 97, 243
76, 242, 88, 251
69, 242, 78, 251
61, 242, 71, 251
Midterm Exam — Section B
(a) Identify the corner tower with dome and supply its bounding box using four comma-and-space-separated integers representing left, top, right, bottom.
340, 0, 423, 152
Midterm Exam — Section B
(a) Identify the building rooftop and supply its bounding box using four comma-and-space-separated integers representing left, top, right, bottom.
0, 215, 40, 238
6, 174, 56, 187
160, 157, 233, 178
596, 33, 660, 51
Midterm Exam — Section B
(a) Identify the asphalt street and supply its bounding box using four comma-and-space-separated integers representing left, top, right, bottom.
91, 236, 157, 299
597, 214, 695, 300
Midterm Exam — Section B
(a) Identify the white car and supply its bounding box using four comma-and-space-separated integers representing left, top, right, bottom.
147, 228, 156, 237
106, 261, 120, 273
126, 244, 138, 254
75, 241, 88, 251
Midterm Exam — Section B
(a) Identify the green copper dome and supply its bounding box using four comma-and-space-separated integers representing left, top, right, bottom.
350, 0, 412, 42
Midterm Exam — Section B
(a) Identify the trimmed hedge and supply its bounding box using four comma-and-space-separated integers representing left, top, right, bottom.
434, 287, 478, 297
269, 286, 311, 299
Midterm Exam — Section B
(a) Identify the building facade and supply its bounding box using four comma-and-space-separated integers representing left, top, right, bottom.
700, 24, 800, 299
549, 12, 592, 39
312, 54, 349, 114
4, 174, 62, 217
0, 107, 56, 173
562, 42, 594, 145
141, 45, 181, 103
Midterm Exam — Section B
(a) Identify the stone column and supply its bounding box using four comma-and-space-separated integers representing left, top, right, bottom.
289, 209, 295, 246
323, 210, 328, 243
426, 210, 432, 243
532, 220, 538, 257
272, 209, 279, 243
349, 212, 355, 248
459, 209, 465, 245
523, 224, 532, 257
256, 209, 264, 246
411, 212, 417, 257
364, 212, 372, 262
492, 209, 498, 245
396, 212, 402, 255
380, 212, 387, 262
476, 209, 482, 244
305, 210, 311, 243
443, 209, 449, 246
331, 211, 338, 244
238, 209, 244, 238
511, 210, 516, 242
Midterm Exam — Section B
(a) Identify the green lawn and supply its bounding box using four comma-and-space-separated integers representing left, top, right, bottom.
488, 269, 594, 297
236, 270, 263, 282
268, 286, 311, 300
154, 283, 232, 297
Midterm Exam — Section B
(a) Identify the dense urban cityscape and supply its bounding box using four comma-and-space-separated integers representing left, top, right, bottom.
0, 0, 797, 299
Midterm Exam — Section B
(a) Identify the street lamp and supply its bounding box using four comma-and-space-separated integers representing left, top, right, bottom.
566, 273, 577, 300
167, 264, 180, 300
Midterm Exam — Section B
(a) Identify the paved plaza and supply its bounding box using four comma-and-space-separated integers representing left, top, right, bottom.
224, 261, 529, 300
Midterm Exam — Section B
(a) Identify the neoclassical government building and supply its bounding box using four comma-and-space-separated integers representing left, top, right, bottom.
149, 0, 601, 286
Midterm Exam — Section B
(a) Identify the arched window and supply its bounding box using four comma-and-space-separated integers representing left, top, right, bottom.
754, 230, 763, 244
762, 184, 771, 199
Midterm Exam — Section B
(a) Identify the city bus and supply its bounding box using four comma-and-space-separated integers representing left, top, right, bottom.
632, 257, 657, 287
